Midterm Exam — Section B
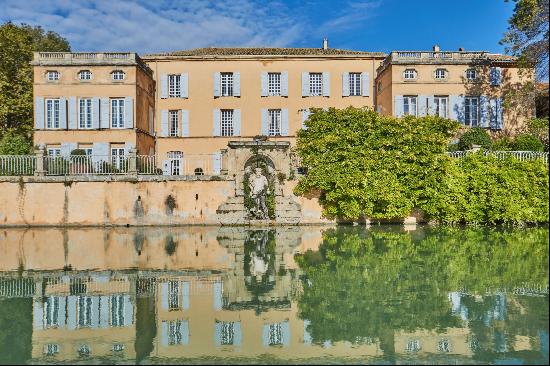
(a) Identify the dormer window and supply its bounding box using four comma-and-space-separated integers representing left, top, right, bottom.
46, 71, 59, 81
112, 70, 125, 81
78, 70, 92, 81
403, 69, 417, 80
466, 68, 477, 80
435, 69, 447, 79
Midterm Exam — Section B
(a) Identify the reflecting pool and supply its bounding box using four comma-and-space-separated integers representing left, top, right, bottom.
0, 225, 548, 364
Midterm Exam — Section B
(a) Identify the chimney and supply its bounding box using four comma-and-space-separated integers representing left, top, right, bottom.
323, 38, 329, 50
433, 44, 440, 52
458, 47, 464, 52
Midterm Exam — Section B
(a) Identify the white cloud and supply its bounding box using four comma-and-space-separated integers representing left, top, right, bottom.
0, 0, 381, 53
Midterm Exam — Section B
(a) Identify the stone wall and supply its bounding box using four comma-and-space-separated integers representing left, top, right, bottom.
0, 176, 330, 226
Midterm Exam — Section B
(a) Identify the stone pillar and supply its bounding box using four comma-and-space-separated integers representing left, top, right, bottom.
34, 145, 46, 176
220, 149, 229, 175
128, 148, 138, 176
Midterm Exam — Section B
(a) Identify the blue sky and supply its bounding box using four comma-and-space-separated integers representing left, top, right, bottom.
0, 0, 515, 54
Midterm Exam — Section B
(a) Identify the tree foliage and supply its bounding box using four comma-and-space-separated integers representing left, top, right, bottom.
295, 108, 549, 224
0, 22, 70, 142
457, 127, 492, 151
501, 0, 549, 79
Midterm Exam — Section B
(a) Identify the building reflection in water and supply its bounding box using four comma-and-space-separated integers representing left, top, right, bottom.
0, 226, 547, 363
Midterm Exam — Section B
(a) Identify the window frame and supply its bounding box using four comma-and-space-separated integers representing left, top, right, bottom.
46, 71, 60, 81
45, 98, 61, 129
403, 69, 417, 80
47, 147, 61, 157
110, 98, 125, 128
403, 96, 418, 116
79, 98, 93, 129
110, 295, 125, 327
220, 109, 234, 137
434, 96, 449, 118
169, 110, 179, 137
464, 96, 479, 127
78, 70, 92, 81
268, 72, 281, 96
168, 74, 181, 98
349, 72, 362, 96
112, 70, 125, 81
466, 68, 477, 81
268, 109, 282, 136
167, 151, 183, 175
434, 68, 447, 80
309, 72, 323, 96
221, 72, 234, 97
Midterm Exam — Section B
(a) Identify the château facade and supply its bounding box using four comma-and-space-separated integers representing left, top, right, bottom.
31, 43, 534, 174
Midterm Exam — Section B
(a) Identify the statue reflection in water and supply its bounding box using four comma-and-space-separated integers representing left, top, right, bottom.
244, 230, 276, 295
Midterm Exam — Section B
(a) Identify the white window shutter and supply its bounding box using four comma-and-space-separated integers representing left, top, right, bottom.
496, 98, 504, 129
342, 72, 350, 97
181, 73, 188, 98
213, 109, 220, 136
212, 152, 222, 175
261, 109, 268, 135
233, 109, 241, 136
427, 95, 435, 115
234, 322, 242, 346
162, 160, 170, 175
322, 72, 330, 97
160, 74, 168, 99
92, 97, 100, 129
100, 98, 110, 128
59, 97, 67, 129
261, 72, 268, 97
480, 96, 489, 127
68, 97, 77, 129
361, 72, 370, 97
182, 282, 190, 310
302, 109, 311, 129
449, 95, 461, 121
281, 71, 289, 97
233, 72, 241, 97
160, 110, 168, 137
181, 109, 189, 137
33, 300, 43, 330
124, 97, 133, 128
301, 72, 309, 97
282, 321, 290, 347
35, 97, 44, 129
281, 109, 289, 136
213, 72, 221, 97
394, 95, 404, 117
418, 95, 428, 116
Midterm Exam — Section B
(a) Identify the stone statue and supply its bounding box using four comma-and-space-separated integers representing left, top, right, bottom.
248, 167, 270, 219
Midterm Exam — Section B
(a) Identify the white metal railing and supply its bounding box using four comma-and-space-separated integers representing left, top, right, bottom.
164, 154, 220, 176
447, 150, 549, 163
137, 155, 158, 174
44, 155, 129, 175
0, 278, 35, 298
0, 155, 36, 176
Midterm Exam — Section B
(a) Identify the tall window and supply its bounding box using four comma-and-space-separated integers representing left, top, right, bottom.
465, 97, 479, 126
45, 296, 60, 328
221, 110, 234, 137
466, 69, 477, 80
45, 99, 60, 129
268, 73, 281, 96
349, 72, 361, 96
434, 96, 448, 118
78, 296, 92, 328
403, 96, 417, 116
268, 109, 281, 136
437, 339, 451, 353
168, 74, 181, 98
403, 69, 417, 80
46, 71, 59, 81
309, 73, 322, 96
79, 98, 92, 129
78, 70, 92, 81
111, 148, 125, 171
221, 73, 234, 96
219, 321, 235, 345
168, 281, 180, 310
435, 69, 447, 79
167, 320, 187, 345
168, 151, 182, 175
169, 110, 179, 137
111, 98, 125, 128
268, 323, 283, 346
110, 295, 125, 327
112, 70, 125, 81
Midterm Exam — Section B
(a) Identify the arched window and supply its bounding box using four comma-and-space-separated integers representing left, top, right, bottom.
466, 68, 477, 80
78, 70, 92, 80
112, 70, 125, 81
403, 69, 417, 80
194, 168, 204, 176
435, 68, 447, 79
46, 70, 60, 81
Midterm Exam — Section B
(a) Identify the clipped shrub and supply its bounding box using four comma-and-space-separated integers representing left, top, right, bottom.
491, 136, 513, 151
525, 117, 549, 151
70, 148, 87, 156
0, 131, 32, 155
511, 134, 545, 152
457, 127, 492, 151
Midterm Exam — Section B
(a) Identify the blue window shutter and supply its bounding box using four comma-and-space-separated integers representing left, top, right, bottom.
160, 74, 168, 99
322, 72, 330, 96
161, 282, 168, 310
233, 109, 241, 136
214, 322, 222, 347
67, 296, 77, 330
92, 142, 110, 157
213, 72, 221, 97
57, 296, 66, 328
449, 95, 461, 121
262, 324, 270, 347
33, 299, 43, 330
124, 142, 134, 157
480, 96, 490, 127
182, 281, 190, 310
123, 295, 133, 326
394, 95, 404, 117
124, 97, 133, 128
261, 72, 268, 97
418, 95, 428, 116
91, 296, 99, 329
181, 109, 189, 137
490, 67, 502, 86
234, 322, 242, 346
497, 98, 504, 129
160, 321, 168, 347
68, 97, 77, 129
281, 71, 289, 96
59, 97, 67, 129
301, 72, 309, 97
180, 72, 188, 98
61, 142, 76, 156
99, 296, 109, 328
281, 109, 289, 136
489, 98, 498, 129
282, 321, 290, 347
213, 281, 222, 309
302, 109, 311, 129
261, 109, 268, 135
361, 72, 370, 96
160, 110, 168, 137
427, 95, 436, 115
92, 97, 100, 129
342, 72, 350, 96
100, 98, 110, 129
35, 97, 44, 129
233, 72, 241, 96
213, 109, 220, 136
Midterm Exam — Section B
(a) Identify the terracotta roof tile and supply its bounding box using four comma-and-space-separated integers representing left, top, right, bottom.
145, 47, 385, 57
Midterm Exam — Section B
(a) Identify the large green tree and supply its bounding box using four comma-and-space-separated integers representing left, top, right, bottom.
0, 22, 70, 149
501, 0, 549, 79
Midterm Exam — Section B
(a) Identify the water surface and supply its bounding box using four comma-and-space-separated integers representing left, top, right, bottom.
0, 225, 548, 364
